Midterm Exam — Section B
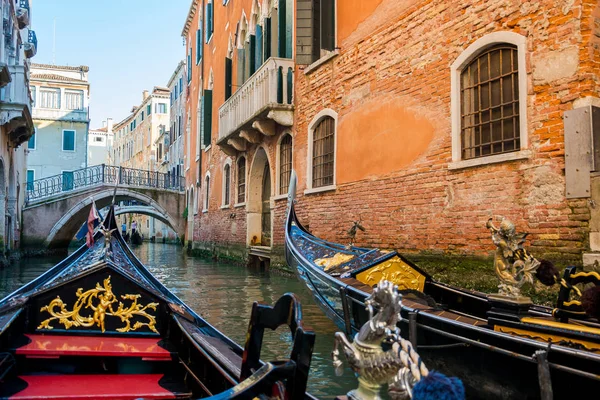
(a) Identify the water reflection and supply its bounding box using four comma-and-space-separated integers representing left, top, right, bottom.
1, 243, 357, 398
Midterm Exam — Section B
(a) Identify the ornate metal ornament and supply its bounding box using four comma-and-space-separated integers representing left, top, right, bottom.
486, 218, 540, 298
315, 253, 354, 271
38, 276, 159, 333
332, 280, 430, 400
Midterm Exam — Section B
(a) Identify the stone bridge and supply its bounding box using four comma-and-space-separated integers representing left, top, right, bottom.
22, 165, 186, 251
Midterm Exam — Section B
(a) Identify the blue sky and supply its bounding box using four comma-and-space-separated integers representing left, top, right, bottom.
33, 1, 191, 127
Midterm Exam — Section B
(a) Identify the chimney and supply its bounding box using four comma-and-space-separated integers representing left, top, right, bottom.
107, 118, 114, 134
143, 90, 149, 101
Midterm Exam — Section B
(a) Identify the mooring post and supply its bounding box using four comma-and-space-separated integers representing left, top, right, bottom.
533, 349, 553, 400
339, 287, 353, 336
409, 312, 418, 349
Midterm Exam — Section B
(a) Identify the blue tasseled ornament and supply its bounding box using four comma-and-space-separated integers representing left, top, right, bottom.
412, 370, 465, 400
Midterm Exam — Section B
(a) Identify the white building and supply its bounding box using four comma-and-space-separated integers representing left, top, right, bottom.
27, 63, 90, 184
0, 0, 36, 251
88, 118, 114, 166
166, 61, 185, 186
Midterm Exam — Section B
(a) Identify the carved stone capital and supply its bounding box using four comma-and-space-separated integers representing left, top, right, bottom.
239, 129, 262, 144
227, 137, 247, 152
252, 119, 276, 136
267, 110, 294, 127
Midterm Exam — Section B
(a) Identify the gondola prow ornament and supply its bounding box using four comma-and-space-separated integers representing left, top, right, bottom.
332, 280, 464, 400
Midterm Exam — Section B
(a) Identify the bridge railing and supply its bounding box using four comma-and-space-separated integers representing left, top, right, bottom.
26, 164, 186, 203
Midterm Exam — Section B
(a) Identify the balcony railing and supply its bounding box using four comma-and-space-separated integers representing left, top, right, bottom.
26, 164, 186, 203
218, 57, 294, 142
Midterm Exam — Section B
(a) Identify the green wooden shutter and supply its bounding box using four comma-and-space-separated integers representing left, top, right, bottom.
249, 35, 256, 75
196, 28, 203, 63
255, 25, 263, 70
321, 0, 335, 51
202, 90, 213, 147
312, 0, 321, 61
296, 0, 313, 64
278, 0, 286, 57
264, 18, 271, 62
225, 58, 232, 100
237, 48, 245, 87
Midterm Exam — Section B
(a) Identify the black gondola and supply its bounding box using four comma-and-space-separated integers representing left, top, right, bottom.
284, 172, 600, 399
0, 205, 316, 399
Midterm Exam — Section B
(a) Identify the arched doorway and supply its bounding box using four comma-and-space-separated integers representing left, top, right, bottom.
247, 148, 272, 247
261, 163, 271, 246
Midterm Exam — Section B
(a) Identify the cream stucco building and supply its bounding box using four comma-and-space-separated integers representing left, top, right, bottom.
27, 64, 90, 184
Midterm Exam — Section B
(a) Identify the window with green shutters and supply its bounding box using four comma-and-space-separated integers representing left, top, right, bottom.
200, 90, 213, 148
205, 1, 213, 43
28, 133, 35, 150
62, 130, 76, 152
296, 0, 336, 64
26, 170, 34, 191
147, 104, 151, 115
196, 28, 203, 64
225, 58, 232, 100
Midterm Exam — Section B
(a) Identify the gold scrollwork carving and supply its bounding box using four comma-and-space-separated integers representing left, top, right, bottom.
38, 276, 159, 333
356, 256, 426, 291
315, 253, 354, 271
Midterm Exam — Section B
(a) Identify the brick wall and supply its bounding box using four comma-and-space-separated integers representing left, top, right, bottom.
289, 0, 600, 263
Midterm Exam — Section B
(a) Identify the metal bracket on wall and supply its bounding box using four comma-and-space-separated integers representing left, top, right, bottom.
564, 105, 600, 198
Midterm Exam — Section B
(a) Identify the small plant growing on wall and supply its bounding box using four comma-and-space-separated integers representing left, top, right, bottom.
182, 207, 188, 219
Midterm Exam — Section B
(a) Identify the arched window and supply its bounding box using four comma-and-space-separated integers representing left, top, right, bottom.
450, 32, 528, 168
278, 134, 292, 195
203, 174, 210, 211
237, 156, 246, 204
311, 116, 335, 188
223, 162, 231, 206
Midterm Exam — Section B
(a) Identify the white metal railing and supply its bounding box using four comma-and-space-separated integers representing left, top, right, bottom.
218, 57, 294, 141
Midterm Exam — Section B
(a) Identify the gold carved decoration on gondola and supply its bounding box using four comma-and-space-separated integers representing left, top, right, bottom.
315, 253, 354, 271
37, 276, 159, 333
356, 256, 426, 291
494, 325, 600, 352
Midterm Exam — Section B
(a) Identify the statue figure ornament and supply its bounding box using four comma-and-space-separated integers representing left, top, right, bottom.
332, 280, 464, 400
486, 217, 541, 299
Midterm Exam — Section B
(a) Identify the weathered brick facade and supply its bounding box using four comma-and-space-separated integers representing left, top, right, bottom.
183, 0, 600, 267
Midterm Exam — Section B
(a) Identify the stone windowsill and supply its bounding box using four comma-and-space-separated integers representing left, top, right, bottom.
273, 194, 288, 201
203, 145, 211, 152
234, 202, 246, 208
304, 184, 337, 195
202, 209, 208, 214
220, 204, 231, 209
448, 150, 532, 171
303, 49, 340, 75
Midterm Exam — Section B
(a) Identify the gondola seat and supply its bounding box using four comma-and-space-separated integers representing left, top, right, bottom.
14, 334, 174, 360
0, 374, 191, 399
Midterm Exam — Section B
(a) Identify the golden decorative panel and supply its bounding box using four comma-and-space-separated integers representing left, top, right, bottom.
355, 256, 426, 291
38, 276, 159, 333
494, 325, 600, 352
315, 253, 354, 272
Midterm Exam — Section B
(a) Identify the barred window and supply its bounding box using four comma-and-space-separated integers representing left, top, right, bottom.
65, 90, 84, 110
204, 176, 210, 211
237, 157, 246, 204
312, 117, 335, 188
39, 87, 60, 109
223, 164, 231, 206
279, 134, 292, 195
461, 44, 519, 160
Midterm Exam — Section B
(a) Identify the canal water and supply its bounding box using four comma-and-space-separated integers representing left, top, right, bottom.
0, 242, 358, 399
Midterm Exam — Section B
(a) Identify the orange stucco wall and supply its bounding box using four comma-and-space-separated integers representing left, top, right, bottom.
336, 97, 435, 184
337, 0, 383, 43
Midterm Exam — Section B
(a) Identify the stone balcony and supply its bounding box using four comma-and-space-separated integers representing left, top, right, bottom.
217, 57, 294, 155
0, 64, 33, 147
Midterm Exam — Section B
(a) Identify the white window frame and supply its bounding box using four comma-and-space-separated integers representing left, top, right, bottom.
62, 129, 77, 152
275, 131, 293, 199
39, 87, 61, 109
449, 31, 530, 170
305, 109, 337, 195
221, 158, 232, 208
235, 156, 247, 207
203, 171, 211, 213
64, 89, 84, 111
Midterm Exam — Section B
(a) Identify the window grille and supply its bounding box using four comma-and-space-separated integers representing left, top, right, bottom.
312, 117, 335, 188
279, 135, 292, 194
461, 44, 519, 160
237, 157, 246, 204
224, 164, 231, 206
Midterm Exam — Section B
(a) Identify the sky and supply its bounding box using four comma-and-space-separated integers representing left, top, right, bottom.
33, 0, 191, 128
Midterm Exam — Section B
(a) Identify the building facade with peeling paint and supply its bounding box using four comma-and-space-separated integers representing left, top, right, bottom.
182, 0, 600, 268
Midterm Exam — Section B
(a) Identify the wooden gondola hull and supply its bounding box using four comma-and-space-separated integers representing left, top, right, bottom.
0, 206, 316, 400
285, 200, 600, 399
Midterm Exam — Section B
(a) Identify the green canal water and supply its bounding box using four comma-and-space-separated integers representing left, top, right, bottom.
0, 242, 357, 399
